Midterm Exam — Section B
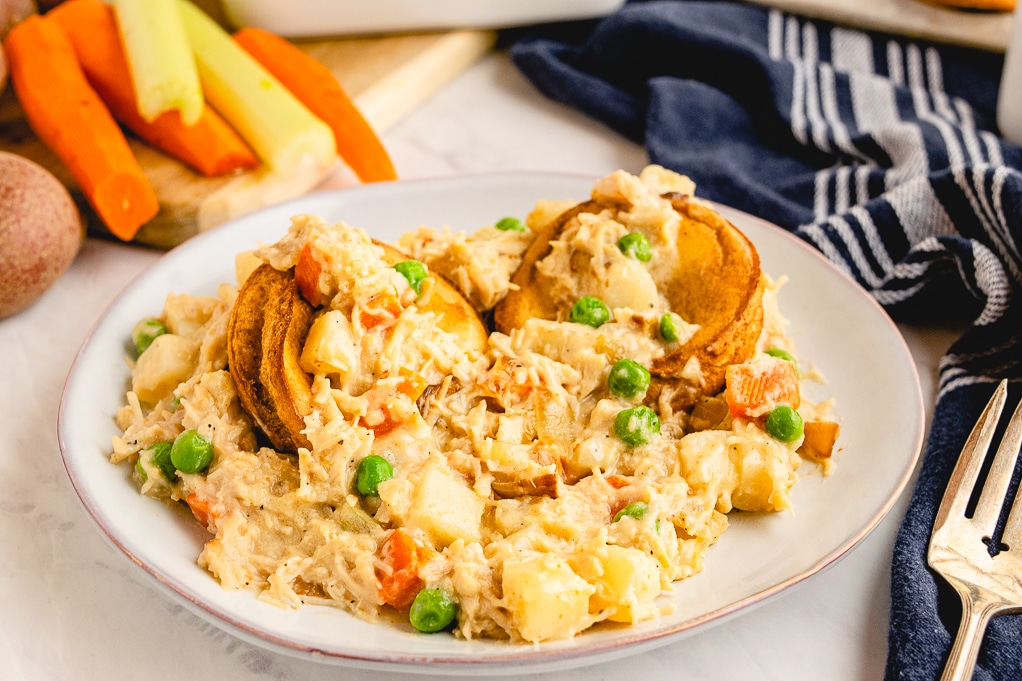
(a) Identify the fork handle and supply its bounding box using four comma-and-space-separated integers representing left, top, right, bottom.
941, 591, 1000, 681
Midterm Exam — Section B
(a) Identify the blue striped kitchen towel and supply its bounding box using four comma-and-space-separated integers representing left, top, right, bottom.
511, 1, 1022, 679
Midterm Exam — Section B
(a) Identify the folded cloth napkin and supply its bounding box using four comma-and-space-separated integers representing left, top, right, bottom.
510, 2, 1022, 679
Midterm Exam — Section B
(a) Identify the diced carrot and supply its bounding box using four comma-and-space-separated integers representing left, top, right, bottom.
799, 420, 841, 459
47, 0, 258, 178
4, 14, 159, 240
359, 374, 427, 437
294, 241, 325, 307
724, 358, 800, 419
376, 528, 433, 609
357, 292, 403, 330
185, 491, 223, 533
232, 27, 397, 184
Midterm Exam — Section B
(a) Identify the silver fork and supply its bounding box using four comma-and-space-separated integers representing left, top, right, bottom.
928, 379, 1022, 681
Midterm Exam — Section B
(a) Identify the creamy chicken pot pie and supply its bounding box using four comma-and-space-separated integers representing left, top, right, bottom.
112, 167, 839, 643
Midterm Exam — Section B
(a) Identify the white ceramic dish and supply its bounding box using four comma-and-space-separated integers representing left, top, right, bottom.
58, 173, 924, 675
219, 0, 626, 37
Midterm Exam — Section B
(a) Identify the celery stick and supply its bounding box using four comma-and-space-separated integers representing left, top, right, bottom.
177, 1, 337, 173
115, 0, 203, 125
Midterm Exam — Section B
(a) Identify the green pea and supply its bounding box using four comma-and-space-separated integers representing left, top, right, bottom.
394, 260, 428, 295
170, 429, 213, 474
570, 296, 611, 328
132, 319, 167, 355
659, 312, 681, 342
613, 501, 649, 523
494, 216, 526, 232
613, 406, 660, 446
149, 440, 178, 481
607, 359, 651, 399
135, 458, 147, 483
617, 232, 652, 262
409, 588, 458, 633
765, 405, 804, 443
355, 454, 394, 497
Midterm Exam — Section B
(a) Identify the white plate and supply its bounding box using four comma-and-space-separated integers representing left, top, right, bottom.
58, 173, 924, 675
219, 0, 626, 37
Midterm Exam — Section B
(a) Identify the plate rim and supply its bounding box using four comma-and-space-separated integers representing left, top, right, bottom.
57, 171, 925, 673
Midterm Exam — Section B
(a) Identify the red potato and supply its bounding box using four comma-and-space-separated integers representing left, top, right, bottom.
0, 0, 35, 38
0, 151, 83, 319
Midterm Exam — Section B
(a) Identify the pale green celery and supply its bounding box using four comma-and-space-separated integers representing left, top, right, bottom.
177, 0, 337, 173
115, 0, 203, 125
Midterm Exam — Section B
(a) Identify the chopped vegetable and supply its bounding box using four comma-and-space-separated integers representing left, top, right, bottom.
48, 0, 258, 178
659, 312, 681, 342
131, 318, 167, 355
617, 232, 652, 262
114, 0, 203, 125
232, 27, 396, 183
355, 454, 394, 497
177, 1, 336, 173
4, 14, 159, 241
377, 528, 434, 609
613, 501, 650, 522
495, 216, 526, 232
607, 359, 651, 399
409, 588, 457, 633
148, 440, 177, 481
765, 405, 804, 443
170, 429, 213, 474
799, 420, 840, 459
570, 296, 610, 328
393, 260, 428, 296
614, 406, 660, 446
724, 359, 800, 419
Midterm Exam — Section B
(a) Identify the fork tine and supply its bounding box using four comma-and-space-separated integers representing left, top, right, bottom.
933, 380, 1008, 533
996, 395, 1022, 550
973, 384, 1022, 541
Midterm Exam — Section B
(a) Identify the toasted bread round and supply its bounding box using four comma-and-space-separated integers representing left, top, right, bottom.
228, 263, 316, 453
229, 243, 489, 454
494, 194, 763, 409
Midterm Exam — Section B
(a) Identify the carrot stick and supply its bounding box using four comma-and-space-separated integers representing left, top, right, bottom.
233, 27, 397, 184
4, 14, 158, 240
47, 0, 259, 178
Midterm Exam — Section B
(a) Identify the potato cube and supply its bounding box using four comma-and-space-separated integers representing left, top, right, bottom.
576, 544, 661, 623
132, 333, 198, 404
299, 310, 359, 386
502, 553, 594, 642
405, 467, 485, 547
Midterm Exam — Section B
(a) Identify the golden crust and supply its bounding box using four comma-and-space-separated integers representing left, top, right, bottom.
229, 244, 489, 454
228, 263, 314, 453
375, 240, 490, 353
493, 194, 763, 409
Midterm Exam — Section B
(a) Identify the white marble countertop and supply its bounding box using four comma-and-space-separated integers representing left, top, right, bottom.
0, 51, 957, 680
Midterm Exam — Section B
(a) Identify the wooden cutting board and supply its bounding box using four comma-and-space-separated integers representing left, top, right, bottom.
0, 27, 495, 249
746, 0, 1014, 52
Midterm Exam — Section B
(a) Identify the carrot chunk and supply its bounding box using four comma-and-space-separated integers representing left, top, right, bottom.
47, 0, 258, 178
233, 27, 397, 184
377, 528, 433, 609
725, 357, 800, 419
4, 14, 159, 240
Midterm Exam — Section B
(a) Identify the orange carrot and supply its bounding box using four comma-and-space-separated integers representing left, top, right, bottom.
724, 358, 800, 419
185, 491, 224, 533
4, 14, 158, 241
376, 528, 433, 609
47, 0, 258, 178
295, 241, 325, 307
233, 27, 397, 184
